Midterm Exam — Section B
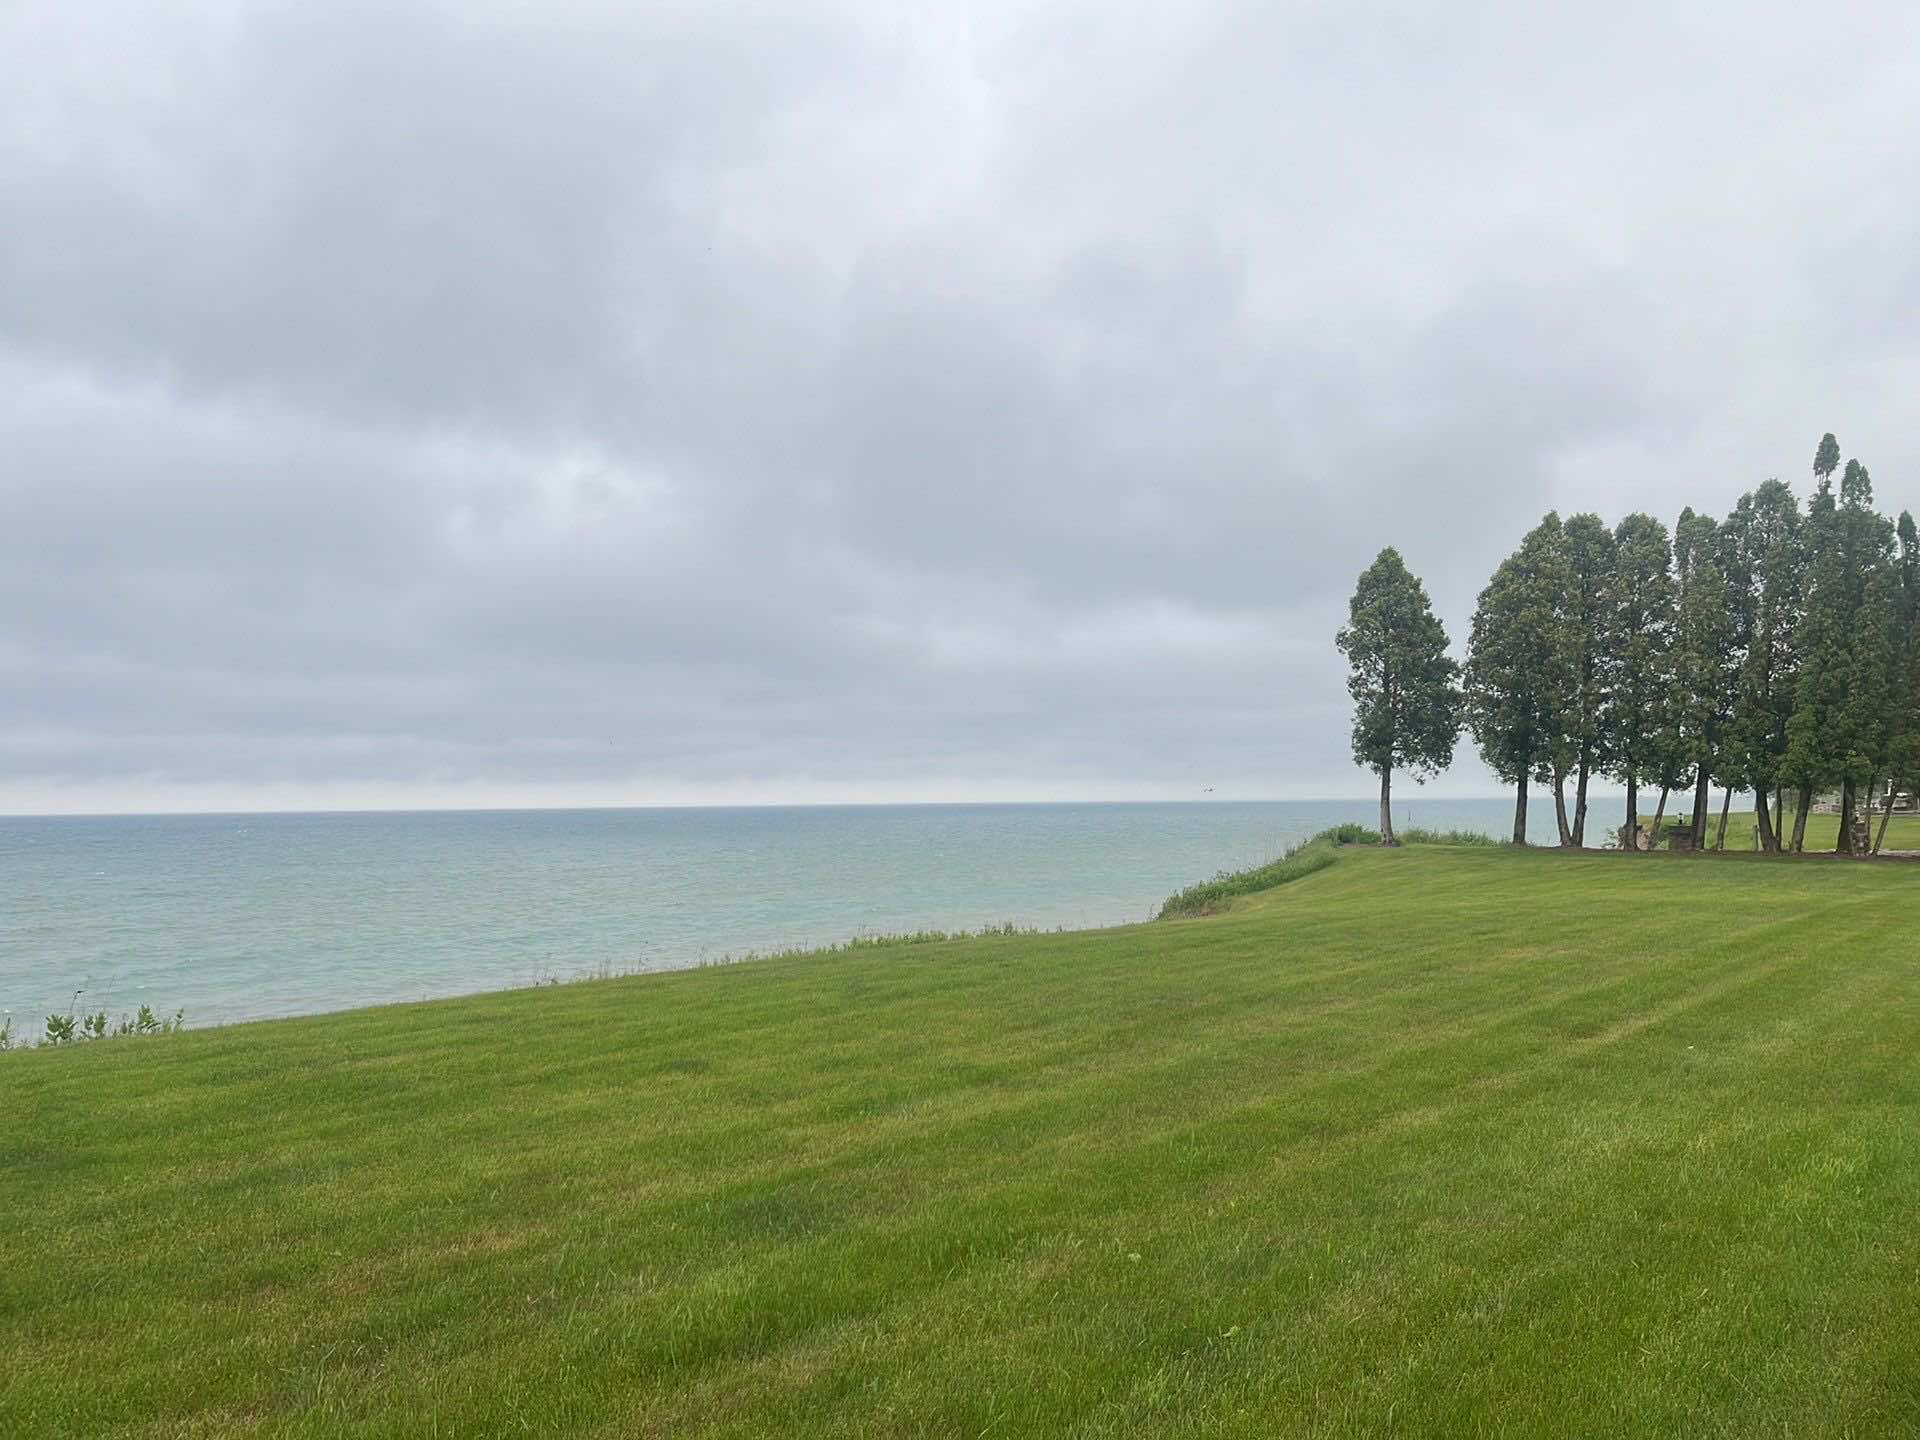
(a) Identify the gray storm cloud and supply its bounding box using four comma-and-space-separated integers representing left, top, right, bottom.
4, 0, 1919, 811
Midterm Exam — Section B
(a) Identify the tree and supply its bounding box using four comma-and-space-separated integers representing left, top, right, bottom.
1671, 508, 1735, 847
1335, 549, 1461, 845
1722, 481, 1803, 852
1465, 516, 1576, 845
1789, 433, 1850, 852
1829, 462, 1898, 850
1790, 433, 1842, 849
1550, 514, 1615, 846
1784, 456, 1897, 852
1783, 472, 1841, 851
1814, 432, 1841, 490
1843, 563, 1898, 849
1706, 508, 1760, 848
1602, 514, 1677, 848
1877, 512, 1920, 852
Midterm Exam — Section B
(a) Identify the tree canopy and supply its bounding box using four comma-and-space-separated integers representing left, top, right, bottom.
1336, 548, 1460, 844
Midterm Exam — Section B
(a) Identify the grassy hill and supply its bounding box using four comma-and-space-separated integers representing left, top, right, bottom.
8, 845, 1920, 1436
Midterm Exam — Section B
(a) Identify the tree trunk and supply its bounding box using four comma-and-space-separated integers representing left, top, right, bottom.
1791, 783, 1813, 853
1378, 768, 1394, 846
1862, 776, 1878, 852
1876, 791, 1895, 853
1837, 782, 1856, 855
1774, 786, 1787, 852
1690, 769, 1711, 847
1650, 784, 1672, 847
1625, 778, 1640, 850
1715, 786, 1733, 850
1754, 790, 1777, 852
1552, 768, 1573, 847
1512, 775, 1528, 846
1573, 755, 1592, 848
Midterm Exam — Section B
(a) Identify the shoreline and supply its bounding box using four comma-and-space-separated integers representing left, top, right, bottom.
11, 810, 1920, 1044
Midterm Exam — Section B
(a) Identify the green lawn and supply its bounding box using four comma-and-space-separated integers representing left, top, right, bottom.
7, 846, 1920, 1437
1580, 797, 1920, 852
1705, 807, 1920, 852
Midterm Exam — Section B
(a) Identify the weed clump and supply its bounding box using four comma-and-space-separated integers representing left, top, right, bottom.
5, 1000, 185, 1052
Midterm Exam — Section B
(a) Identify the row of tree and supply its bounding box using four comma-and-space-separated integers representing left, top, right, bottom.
1337, 433, 1919, 851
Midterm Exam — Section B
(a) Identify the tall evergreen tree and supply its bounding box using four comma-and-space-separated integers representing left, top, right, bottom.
1551, 514, 1615, 846
1602, 514, 1677, 848
1789, 434, 1842, 848
1783, 473, 1841, 851
1814, 432, 1841, 490
1722, 481, 1803, 852
1335, 549, 1461, 845
1707, 508, 1760, 848
1830, 462, 1898, 850
1672, 509, 1735, 846
1784, 455, 1896, 851
1843, 562, 1898, 849
1877, 512, 1920, 852
1466, 516, 1577, 845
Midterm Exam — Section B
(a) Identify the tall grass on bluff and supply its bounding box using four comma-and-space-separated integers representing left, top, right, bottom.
1397, 826, 1504, 847
517, 922, 1047, 989
1156, 821, 1506, 919
1157, 825, 1359, 918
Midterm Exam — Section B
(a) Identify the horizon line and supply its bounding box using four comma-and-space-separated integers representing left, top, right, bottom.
0, 789, 1654, 822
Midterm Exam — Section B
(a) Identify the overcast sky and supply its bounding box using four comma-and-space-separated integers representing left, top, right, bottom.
5, 1, 1919, 814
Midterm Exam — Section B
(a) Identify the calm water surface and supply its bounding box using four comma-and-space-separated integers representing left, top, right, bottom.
1, 799, 1556, 1028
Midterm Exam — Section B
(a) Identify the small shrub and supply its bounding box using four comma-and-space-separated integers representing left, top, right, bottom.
1317, 822, 1381, 846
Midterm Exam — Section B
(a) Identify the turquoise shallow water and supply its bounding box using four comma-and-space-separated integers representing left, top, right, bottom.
1, 798, 1557, 1029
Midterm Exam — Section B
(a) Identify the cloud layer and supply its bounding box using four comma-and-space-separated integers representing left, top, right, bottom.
6, 0, 1920, 811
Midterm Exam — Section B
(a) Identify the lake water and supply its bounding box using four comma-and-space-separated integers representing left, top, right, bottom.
1, 798, 1561, 1029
